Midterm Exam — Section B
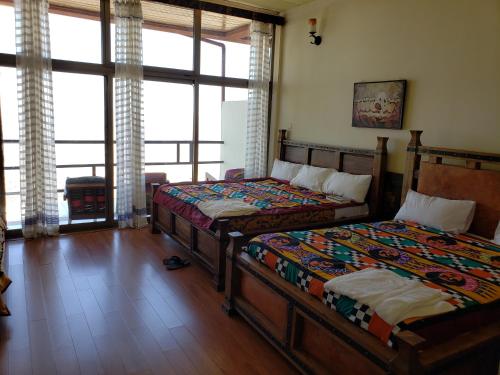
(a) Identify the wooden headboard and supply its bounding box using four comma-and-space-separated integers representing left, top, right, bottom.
402, 130, 500, 238
277, 130, 388, 219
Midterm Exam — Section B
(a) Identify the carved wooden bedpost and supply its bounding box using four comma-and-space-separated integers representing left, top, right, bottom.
214, 219, 230, 292
223, 231, 245, 315
151, 183, 160, 234
401, 130, 423, 205
370, 136, 389, 219
278, 129, 287, 160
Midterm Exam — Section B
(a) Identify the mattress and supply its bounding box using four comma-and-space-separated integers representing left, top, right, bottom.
153, 178, 365, 230
245, 220, 500, 346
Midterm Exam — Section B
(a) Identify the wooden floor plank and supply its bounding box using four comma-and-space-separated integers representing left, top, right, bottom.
0, 228, 297, 375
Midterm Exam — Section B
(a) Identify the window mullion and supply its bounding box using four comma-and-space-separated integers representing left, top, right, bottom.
192, 9, 201, 183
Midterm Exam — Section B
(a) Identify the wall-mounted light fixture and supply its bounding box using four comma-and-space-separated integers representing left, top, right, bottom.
308, 18, 322, 45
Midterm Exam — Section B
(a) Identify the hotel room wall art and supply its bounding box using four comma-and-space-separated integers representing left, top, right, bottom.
352, 80, 406, 129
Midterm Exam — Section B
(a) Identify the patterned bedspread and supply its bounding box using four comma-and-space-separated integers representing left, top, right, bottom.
246, 220, 500, 346
153, 178, 359, 230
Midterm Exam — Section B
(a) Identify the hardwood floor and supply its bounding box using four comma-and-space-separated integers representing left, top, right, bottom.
0, 228, 297, 375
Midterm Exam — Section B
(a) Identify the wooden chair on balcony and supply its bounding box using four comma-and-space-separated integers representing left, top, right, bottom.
64, 176, 106, 224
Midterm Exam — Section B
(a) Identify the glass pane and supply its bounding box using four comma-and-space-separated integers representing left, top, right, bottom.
53, 72, 104, 140
4, 170, 20, 194
199, 85, 222, 141
179, 143, 191, 162
111, 1, 193, 70
145, 144, 177, 163
146, 164, 191, 184
198, 163, 221, 182
6, 193, 21, 229
0, 67, 19, 140
55, 144, 104, 166
226, 87, 248, 101
199, 144, 221, 162
0, 3, 15, 55
49, 1, 101, 63
199, 85, 247, 181
220, 93, 247, 179
56, 167, 94, 191
201, 11, 251, 79
3, 143, 19, 167
143, 81, 193, 141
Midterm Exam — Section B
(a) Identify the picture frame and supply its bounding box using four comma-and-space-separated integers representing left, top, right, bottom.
352, 80, 407, 129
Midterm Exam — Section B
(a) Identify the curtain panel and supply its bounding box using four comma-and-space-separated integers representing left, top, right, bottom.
114, 0, 147, 228
244, 21, 273, 179
15, 0, 59, 238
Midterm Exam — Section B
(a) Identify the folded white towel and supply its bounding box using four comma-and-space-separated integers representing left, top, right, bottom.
324, 268, 455, 325
197, 199, 260, 219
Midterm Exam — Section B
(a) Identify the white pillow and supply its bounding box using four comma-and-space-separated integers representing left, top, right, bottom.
395, 190, 476, 234
290, 165, 336, 192
270, 159, 302, 181
322, 172, 372, 203
494, 221, 500, 245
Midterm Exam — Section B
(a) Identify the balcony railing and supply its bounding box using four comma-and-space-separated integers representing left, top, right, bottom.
3, 139, 224, 195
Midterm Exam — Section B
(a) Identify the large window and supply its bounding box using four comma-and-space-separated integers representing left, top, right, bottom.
0, 0, 278, 233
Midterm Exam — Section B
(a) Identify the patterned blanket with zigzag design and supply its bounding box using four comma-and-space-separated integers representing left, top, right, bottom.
153, 178, 360, 230
246, 221, 500, 347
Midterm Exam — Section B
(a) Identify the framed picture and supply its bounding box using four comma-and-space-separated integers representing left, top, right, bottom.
352, 80, 406, 129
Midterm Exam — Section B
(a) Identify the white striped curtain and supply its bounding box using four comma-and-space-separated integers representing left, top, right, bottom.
15, 0, 59, 238
114, 0, 147, 228
244, 21, 273, 179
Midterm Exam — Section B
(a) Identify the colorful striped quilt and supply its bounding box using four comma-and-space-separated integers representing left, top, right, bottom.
154, 178, 358, 229
246, 221, 500, 346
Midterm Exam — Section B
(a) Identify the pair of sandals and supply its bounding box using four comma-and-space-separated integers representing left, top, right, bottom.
163, 255, 190, 270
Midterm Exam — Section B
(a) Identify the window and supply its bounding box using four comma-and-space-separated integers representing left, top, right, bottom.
198, 85, 247, 181
143, 81, 193, 182
0, 67, 20, 228
0, 0, 278, 233
111, 1, 194, 70
49, 0, 102, 63
201, 11, 251, 79
52, 72, 106, 224
0, 3, 15, 55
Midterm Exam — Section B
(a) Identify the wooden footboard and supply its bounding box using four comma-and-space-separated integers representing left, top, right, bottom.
224, 233, 500, 375
151, 187, 229, 291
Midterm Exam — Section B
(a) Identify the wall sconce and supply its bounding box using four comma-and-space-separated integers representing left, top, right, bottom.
308, 18, 322, 45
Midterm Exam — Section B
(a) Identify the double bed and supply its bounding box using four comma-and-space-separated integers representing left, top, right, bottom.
223, 130, 500, 374
151, 130, 388, 290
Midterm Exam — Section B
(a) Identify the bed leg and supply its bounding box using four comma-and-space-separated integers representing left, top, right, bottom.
222, 231, 245, 316
151, 183, 161, 234
392, 331, 426, 374
213, 219, 230, 292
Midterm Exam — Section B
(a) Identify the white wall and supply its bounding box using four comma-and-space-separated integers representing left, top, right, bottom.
275, 0, 500, 172
221, 101, 248, 178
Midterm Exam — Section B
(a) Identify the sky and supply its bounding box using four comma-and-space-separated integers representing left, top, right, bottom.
0, 4, 250, 226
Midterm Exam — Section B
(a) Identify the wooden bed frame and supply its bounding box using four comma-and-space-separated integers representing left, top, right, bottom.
223, 130, 500, 374
151, 130, 388, 291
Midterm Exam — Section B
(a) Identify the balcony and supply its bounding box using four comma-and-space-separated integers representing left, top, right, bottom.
3, 139, 225, 229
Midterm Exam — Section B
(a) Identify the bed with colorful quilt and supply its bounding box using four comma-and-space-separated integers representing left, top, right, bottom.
245, 221, 499, 346
151, 132, 388, 291
223, 131, 500, 375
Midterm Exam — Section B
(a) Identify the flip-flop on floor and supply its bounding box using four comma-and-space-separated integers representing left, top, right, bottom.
163, 255, 190, 270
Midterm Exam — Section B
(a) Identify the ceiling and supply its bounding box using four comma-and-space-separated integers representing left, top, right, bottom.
208, 0, 315, 13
